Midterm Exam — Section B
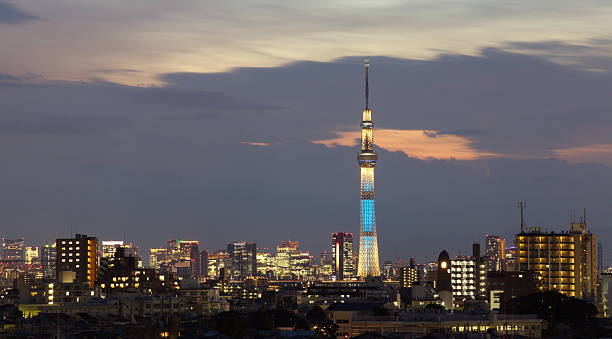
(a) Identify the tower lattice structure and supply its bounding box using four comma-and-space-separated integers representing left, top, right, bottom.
357, 60, 380, 277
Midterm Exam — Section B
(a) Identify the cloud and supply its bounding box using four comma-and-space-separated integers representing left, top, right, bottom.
241, 141, 270, 147
504, 39, 612, 72
134, 87, 281, 110
1, 47, 612, 261
313, 129, 497, 161
160, 48, 612, 164
92, 69, 142, 74
0, 113, 124, 136
553, 144, 612, 165
0, 1, 39, 24
2, 1, 612, 84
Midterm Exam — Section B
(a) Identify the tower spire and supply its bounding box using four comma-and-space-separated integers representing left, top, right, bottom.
364, 59, 370, 110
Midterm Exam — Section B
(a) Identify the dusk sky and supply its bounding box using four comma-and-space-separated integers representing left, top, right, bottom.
1, 0, 612, 265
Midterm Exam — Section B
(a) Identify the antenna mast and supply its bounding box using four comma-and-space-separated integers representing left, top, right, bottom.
364, 59, 370, 110
518, 201, 526, 233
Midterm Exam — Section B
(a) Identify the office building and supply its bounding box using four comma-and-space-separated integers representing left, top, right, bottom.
227, 241, 256, 279
208, 251, 230, 279
24, 246, 39, 265
485, 235, 505, 272
1, 238, 25, 269
275, 240, 312, 280
256, 250, 276, 278
55, 234, 99, 288
149, 239, 200, 277
357, 61, 380, 277
40, 242, 56, 278
199, 250, 209, 279
101, 241, 138, 258
515, 221, 597, 299
332, 232, 355, 280
101, 241, 141, 267
503, 246, 517, 271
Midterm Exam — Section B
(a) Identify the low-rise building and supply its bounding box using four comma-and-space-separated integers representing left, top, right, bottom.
326, 303, 543, 338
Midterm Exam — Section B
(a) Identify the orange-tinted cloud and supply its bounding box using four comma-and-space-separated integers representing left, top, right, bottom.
241, 141, 270, 147
313, 129, 497, 160
553, 144, 612, 165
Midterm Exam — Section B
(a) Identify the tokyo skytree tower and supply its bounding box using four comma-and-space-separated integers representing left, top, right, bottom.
357, 60, 380, 277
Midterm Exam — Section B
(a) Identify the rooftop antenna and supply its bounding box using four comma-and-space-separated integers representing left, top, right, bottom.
583, 207, 587, 225
518, 201, 526, 233
364, 59, 370, 110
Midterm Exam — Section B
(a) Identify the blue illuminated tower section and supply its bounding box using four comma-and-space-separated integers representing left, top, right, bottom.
357, 60, 380, 277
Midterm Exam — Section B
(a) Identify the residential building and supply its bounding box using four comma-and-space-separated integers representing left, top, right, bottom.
515, 222, 597, 299
55, 234, 99, 288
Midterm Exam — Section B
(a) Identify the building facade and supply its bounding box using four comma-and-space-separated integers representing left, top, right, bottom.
485, 235, 505, 272
148, 239, 200, 278
332, 232, 354, 281
1, 238, 25, 269
227, 241, 256, 279
515, 222, 597, 299
55, 234, 99, 288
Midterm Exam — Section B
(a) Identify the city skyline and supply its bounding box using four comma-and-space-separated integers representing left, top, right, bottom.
2, 2, 612, 337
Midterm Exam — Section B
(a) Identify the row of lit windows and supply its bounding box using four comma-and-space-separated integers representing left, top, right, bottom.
61, 252, 81, 256
61, 241, 82, 245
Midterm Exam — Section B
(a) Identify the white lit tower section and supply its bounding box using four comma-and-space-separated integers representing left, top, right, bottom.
357, 60, 380, 277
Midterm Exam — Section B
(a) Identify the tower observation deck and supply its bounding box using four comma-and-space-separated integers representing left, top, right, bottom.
357, 60, 380, 277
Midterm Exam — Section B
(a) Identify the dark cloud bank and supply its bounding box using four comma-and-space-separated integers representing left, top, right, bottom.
0, 1, 39, 24
1, 46, 612, 265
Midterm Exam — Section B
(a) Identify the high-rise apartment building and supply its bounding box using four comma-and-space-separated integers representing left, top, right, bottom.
55, 234, 99, 288
332, 232, 354, 281
451, 257, 487, 303
450, 244, 487, 306
227, 241, 257, 279
485, 235, 505, 272
515, 222, 597, 299
357, 61, 380, 278
399, 266, 419, 288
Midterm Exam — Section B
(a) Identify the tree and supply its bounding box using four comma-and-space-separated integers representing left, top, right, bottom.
505, 291, 599, 337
